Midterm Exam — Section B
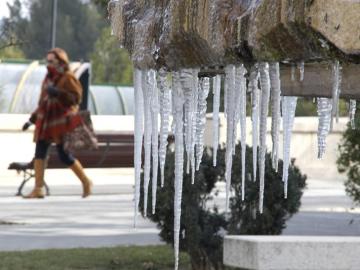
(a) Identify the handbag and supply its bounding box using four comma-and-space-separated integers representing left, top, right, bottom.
63, 110, 98, 152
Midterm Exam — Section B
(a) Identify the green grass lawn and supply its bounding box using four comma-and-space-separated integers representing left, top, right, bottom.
0, 245, 191, 270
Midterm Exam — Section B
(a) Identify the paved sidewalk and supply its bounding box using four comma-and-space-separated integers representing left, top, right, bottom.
0, 168, 162, 251
209, 178, 360, 236
283, 178, 360, 236
0, 167, 359, 252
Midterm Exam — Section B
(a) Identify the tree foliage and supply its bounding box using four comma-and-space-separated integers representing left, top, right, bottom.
337, 113, 360, 204
0, 0, 25, 55
3, 0, 106, 61
141, 143, 306, 270
295, 98, 349, 117
90, 27, 133, 85
91, 0, 109, 13
0, 46, 25, 59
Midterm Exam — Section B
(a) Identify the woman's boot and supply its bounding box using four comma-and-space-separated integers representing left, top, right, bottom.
23, 159, 45, 199
69, 159, 93, 198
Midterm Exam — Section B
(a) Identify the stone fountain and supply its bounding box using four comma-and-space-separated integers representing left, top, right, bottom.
109, 0, 360, 97
108, 1, 360, 269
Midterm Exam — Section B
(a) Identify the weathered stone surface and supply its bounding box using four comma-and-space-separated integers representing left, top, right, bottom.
307, 0, 360, 55
109, 0, 360, 70
224, 235, 360, 270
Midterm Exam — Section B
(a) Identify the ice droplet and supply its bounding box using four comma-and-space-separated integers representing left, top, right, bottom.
317, 97, 333, 159
195, 77, 210, 171
172, 71, 185, 270
151, 71, 159, 214
282, 96, 298, 199
212, 75, 221, 166
258, 62, 271, 214
142, 70, 155, 217
224, 65, 236, 211
157, 69, 171, 188
349, 99, 357, 129
269, 62, 281, 172
249, 66, 260, 182
133, 68, 144, 227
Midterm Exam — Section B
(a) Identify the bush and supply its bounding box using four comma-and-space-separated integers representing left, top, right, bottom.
141, 142, 307, 270
227, 146, 306, 235
337, 120, 360, 204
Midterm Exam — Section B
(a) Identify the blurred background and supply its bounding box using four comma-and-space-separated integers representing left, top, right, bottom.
0, 0, 353, 183
0, 2, 359, 265
0, 0, 134, 115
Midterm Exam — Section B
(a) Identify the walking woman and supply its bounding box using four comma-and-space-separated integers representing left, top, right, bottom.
22, 48, 93, 199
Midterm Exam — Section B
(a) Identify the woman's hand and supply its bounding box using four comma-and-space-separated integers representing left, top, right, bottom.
22, 121, 32, 131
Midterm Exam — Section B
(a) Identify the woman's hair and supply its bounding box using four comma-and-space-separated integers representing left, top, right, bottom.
47, 47, 70, 70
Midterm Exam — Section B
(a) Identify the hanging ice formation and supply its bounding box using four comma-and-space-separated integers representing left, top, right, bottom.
249, 66, 260, 182
258, 63, 271, 214
133, 69, 144, 227
129, 61, 352, 270
190, 70, 199, 184
195, 77, 210, 171
349, 100, 357, 129
157, 69, 171, 188
331, 60, 342, 124
237, 0, 257, 20
269, 63, 281, 172
298, 61, 305, 82
172, 71, 185, 270
232, 68, 242, 155
151, 72, 159, 214
142, 70, 155, 217
281, 96, 298, 199
181, 69, 197, 177
317, 98, 333, 159
291, 64, 296, 81
224, 65, 236, 211
212, 75, 221, 166
237, 65, 247, 201
236, 0, 257, 40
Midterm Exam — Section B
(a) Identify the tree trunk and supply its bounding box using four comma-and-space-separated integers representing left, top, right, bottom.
190, 248, 222, 270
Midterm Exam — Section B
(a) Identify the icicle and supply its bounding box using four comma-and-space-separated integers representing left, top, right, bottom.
190, 70, 199, 184
349, 99, 357, 129
237, 0, 257, 21
224, 73, 228, 118
331, 60, 342, 124
212, 75, 221, 166
232, 67, 242, 155
237, 65, 247, 201
133, 69, 144, 227
157, 69, 171, 188
269, 63, 281, 172
224, 65, 236, 211
172, 71, 185, 270
150, 70, 159, 214
298, 61, 305, 82
195, 77, 210, 170
236, 0, 257, 43
249, 66, 260, 182
182, 71, 193, 174
291, 64, 296, 81
258, 62, 271, 214
142, 70, 153, 217
317, 98, 332, 159
181, 69, 197, 176
281, 96, 298, 199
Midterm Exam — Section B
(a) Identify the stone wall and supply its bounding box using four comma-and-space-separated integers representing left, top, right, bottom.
109, 0, 360, 70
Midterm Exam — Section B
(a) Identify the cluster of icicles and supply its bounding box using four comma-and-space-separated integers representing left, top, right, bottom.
133, 61, 356, 270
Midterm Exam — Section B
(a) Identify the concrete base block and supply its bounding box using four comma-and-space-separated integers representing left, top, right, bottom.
224, 236, 360, 270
